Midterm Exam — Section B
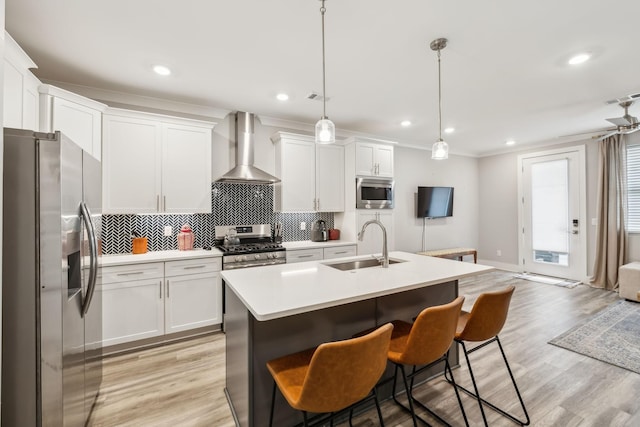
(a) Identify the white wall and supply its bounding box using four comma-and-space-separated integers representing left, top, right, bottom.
393, 146, 479, 253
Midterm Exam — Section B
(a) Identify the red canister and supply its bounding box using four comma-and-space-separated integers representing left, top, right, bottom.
177, 224, 195, 250
328, 228, 340, 240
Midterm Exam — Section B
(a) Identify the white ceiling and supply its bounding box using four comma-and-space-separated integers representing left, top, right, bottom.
6, 0, 640, 157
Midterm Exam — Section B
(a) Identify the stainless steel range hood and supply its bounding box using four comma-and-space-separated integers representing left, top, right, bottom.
215, 112, 280, 184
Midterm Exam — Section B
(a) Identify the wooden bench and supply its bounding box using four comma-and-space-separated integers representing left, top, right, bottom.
417, 247, 477, 263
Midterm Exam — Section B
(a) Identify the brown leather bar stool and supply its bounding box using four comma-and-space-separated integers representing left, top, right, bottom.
446, 285, 530, 426
387, 296, 468, 427
266, 323, 393, 427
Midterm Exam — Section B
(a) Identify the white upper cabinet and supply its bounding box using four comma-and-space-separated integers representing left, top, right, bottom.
102, 108, 215, 214
272, 132, 344, 212
354, 141, 394, 177
3, 32, 41, 130
39, 84, 107, 160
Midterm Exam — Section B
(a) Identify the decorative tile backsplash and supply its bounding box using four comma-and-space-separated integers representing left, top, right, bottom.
102, 183, 334, 254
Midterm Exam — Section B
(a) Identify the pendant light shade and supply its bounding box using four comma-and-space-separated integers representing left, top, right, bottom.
431, 38, 449, 160
315, 0, 335, 144
432, 139, 449, 160
315, 117, 335, 144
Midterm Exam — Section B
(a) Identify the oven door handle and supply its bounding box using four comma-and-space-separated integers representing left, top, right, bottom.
223, 260, 286, 270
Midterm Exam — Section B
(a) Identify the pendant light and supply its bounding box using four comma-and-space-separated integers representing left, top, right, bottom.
315, 0, 335, 144
431, 38, 449, 160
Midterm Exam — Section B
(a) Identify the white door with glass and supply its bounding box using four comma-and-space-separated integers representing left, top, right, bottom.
519, 147, 586, 281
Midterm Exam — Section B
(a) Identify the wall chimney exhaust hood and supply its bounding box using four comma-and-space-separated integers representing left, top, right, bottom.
215, 112, 280, 184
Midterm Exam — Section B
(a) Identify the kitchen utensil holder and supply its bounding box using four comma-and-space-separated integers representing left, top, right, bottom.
132, 237, 148, 254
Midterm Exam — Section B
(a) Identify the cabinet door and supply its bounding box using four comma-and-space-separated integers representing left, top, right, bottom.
375, 145, 394, 177
100, 278, 164, 346
102, 115, 162, 213
164, 272, 222, 334
162, 123, 212, 213
316, 144, 344, 212
22, 72, 40, 131
51, 97, 102, 160
355, 143, 376, 176
323, 245, 357, 260
286, 248, 324, 263
3, 59, 23, 128
357, 212, 393, 255
278, 138, 316, 211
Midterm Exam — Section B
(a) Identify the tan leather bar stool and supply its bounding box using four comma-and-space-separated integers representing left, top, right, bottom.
266, 323, 393, 427
446, 285, 530, 426
387, 296, 468, 427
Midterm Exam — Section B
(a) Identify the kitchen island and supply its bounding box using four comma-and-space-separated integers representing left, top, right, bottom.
222, 251, 493, 426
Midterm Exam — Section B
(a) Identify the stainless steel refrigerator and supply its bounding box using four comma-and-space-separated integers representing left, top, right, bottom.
2, 128, 102, 426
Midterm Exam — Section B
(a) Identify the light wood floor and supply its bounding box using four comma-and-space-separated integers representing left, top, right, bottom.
89, 270, 640, 427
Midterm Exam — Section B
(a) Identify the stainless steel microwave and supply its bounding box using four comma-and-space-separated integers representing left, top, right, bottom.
356, 177, 394, 209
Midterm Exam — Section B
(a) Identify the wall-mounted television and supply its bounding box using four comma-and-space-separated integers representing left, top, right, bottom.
417, 186, 454, 218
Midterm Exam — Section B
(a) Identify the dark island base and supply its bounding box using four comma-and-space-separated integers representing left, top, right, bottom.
225, 280, 459, 427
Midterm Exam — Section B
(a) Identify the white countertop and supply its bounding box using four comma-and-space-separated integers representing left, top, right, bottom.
283, 240, 357, 250
222, 251, 494, 321
101, 248, 222, 266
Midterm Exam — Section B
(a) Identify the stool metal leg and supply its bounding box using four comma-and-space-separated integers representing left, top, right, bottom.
269, 380, 277, 427
373, 389, 386, 427
450, 337, 531, 426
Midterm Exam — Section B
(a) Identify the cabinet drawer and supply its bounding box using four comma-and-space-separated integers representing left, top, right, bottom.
99, 262, 164, 284
323, 245, 357, 260
286, 248, 323, 263
165, 257, 221, 277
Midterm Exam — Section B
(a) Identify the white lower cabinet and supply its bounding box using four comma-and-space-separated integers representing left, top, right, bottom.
287, 248, 324, 263
164, 259, 222, 334
100, 257, 222, 347
323, 245, 357, 260
287, 245, 357, 263
100, 263, 165, 347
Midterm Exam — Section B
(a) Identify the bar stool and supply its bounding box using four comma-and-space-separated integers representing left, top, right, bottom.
266, 323, 393, 427
447, 285, 530, 426
387, 296, 468, 427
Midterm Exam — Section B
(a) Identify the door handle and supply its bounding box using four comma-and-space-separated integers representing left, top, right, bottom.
80, 202, 98, 317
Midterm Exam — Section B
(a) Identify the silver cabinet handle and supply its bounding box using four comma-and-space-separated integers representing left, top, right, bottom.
184, 265, 206, 270
317, 198, 320, 211
157, 195, 160, 211
159, 281, 162, 299
334, 251, 348, 254
298, 254, 314, 258
166, 280, 170, 298
117, 271, 144, 276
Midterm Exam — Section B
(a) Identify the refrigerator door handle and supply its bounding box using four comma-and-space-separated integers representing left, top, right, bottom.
81, 201, 98, 317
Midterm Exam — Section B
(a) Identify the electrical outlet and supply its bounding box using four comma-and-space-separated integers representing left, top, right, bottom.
164, 225, 173, 236
300, 222, 306, 231
496, 249, 502, 257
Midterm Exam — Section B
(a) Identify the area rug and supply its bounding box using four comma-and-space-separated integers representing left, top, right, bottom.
549, 300, 640, 374
514, 272, 581, 288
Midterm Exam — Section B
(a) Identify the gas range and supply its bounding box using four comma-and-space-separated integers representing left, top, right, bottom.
215, 224, 286, 270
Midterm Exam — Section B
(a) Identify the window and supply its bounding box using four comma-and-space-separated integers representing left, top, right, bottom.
626, 144, 640, 232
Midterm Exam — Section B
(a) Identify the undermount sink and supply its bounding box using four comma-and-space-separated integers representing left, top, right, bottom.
325, 258, 406, 271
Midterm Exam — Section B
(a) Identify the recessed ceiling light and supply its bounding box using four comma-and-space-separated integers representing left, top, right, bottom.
444, 127, 455, 134
505, 140, 516, 146
401, 120, 412, 127
153, 65, 171, 76
276, 93, 289, 101
568, 53, 591, 65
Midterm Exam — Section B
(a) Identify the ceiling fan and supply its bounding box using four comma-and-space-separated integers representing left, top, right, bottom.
560, 98, 640, 140
596, 100, 640, 140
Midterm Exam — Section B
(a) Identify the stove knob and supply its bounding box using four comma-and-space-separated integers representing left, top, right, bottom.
266, 253, 272, 259
254, 254, 260, 260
